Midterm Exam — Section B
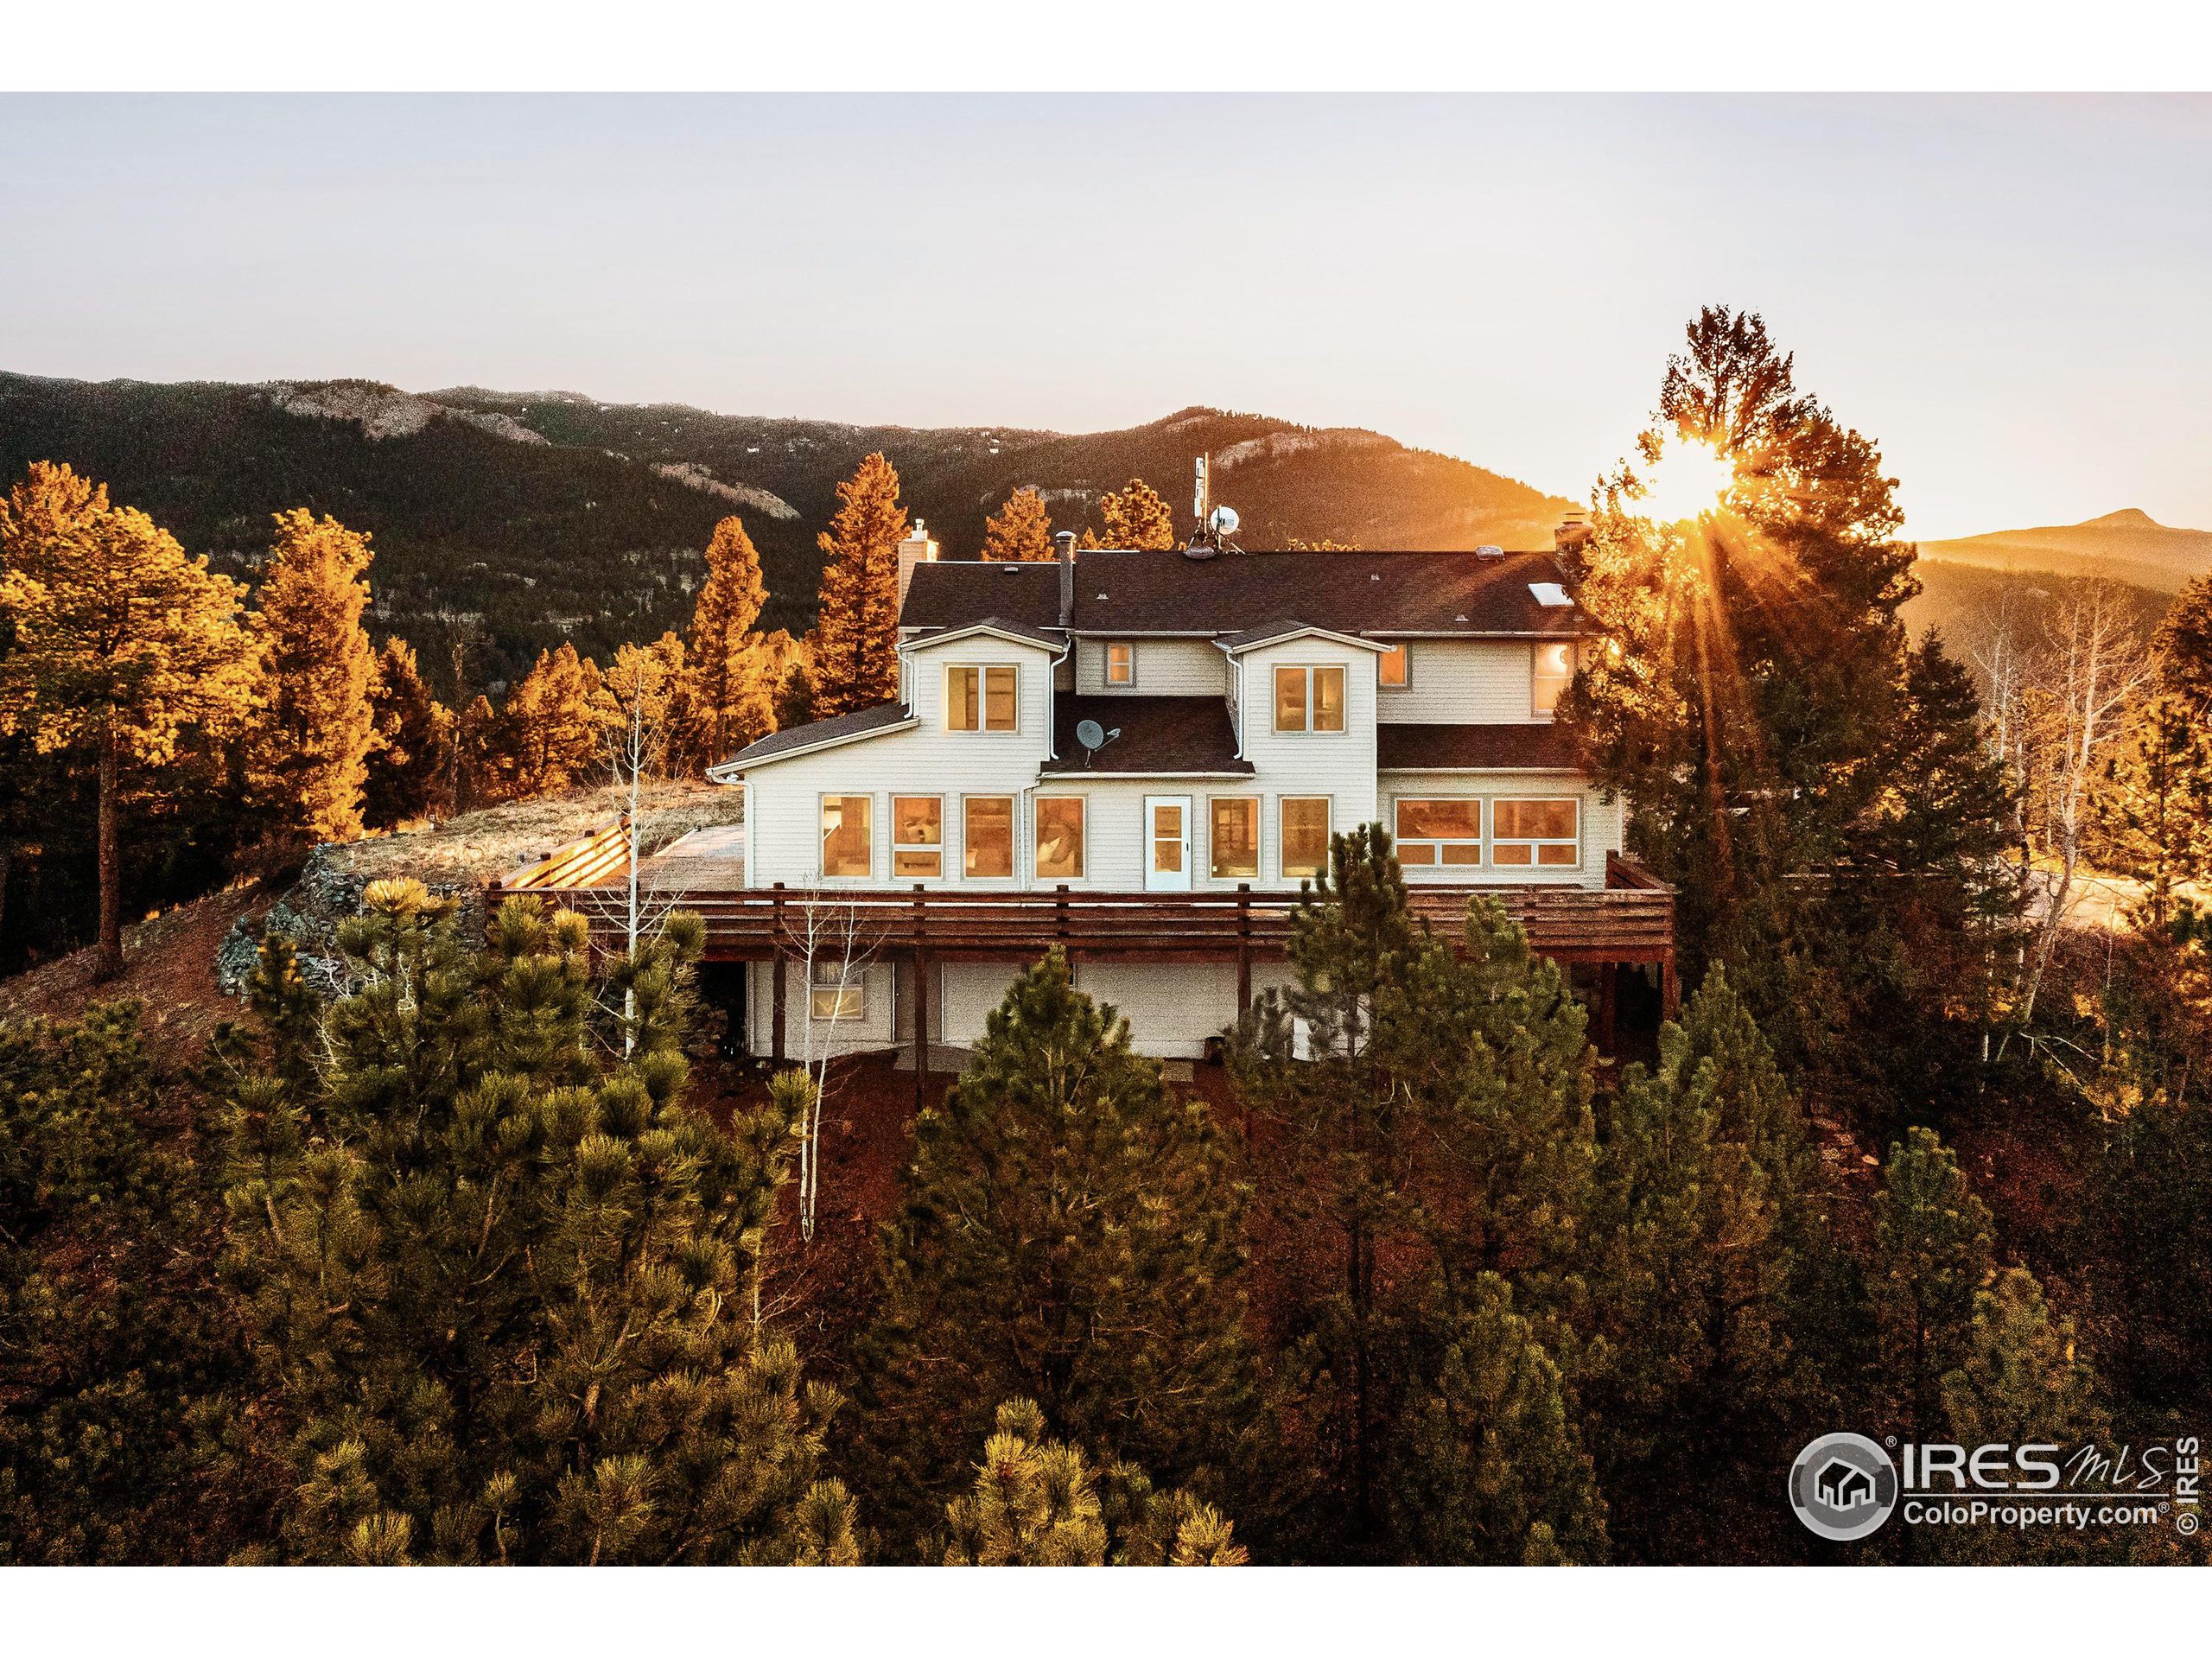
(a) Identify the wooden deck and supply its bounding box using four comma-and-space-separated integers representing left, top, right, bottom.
493, 829, 1677, 1066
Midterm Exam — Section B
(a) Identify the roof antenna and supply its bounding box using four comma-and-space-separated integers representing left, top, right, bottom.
1074, 718, 1122, 768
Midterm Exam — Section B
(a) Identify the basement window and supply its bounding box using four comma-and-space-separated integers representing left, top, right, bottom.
810, 957, 866, 1022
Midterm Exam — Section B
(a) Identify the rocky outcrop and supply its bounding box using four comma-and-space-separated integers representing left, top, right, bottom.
262, 381, 550, 446
215, 844, 486, 999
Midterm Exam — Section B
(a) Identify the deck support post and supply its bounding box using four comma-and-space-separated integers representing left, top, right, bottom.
1236, 883, 1252, 1020
770, 881, 787, 1065
1660, 952, 1680, 1021
1596, 963, 1618, 1054
912, 885, 929, 1110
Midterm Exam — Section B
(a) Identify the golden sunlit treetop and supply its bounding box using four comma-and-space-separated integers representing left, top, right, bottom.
1634, 434, 1738, 526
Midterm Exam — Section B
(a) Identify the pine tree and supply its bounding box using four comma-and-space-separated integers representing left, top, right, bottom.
0, 1004, 263, 1563
1094, 478, 1177, 550
2094, 690, 2212, 927
1583, 968, 1839, 1560
980, 487, 1055, 562
940, 1399, 1248, 1565
810, 453, 908, 719
217, 883, 855, 1564
1871, 1127, 1993, 1451
1382, 1274, 1608, 1564
0, 463, 255, 978
857, 951, 1252, 1554
1228, 827, 1601, 1560
680, 516, 777, 769
362, 636, 454, 828
493, 642, 603, 798
1561, 308, 2013, 1086
2152, 573, 2212, 717
246, 510, 378, 849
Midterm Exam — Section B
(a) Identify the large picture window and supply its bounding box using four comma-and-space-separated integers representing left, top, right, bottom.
1532, 641, 1577, 717
1395, 798, 1483, 867
1273, 664, 1345, 734
1491, 798, 1580, 867
810, 957, 866, 1022
1210, 797, 1260, 880
964, 795, 1014, 878
947, 664, 1019, 732
820, 794, 873, 878
1280, 797, 1331, 880
893, 795, 942, 877
1035, 796, 1086, 880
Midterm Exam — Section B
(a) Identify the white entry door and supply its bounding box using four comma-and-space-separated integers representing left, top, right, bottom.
1144, 796, 1193, 891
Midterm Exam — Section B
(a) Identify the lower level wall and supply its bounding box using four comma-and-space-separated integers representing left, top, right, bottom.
746, 955, 1280, 1061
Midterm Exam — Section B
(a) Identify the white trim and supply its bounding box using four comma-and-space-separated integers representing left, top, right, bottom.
1221, 623, 1392, 657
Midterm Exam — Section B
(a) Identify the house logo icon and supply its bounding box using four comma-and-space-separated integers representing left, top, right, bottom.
1789, 1433, 1898, 1541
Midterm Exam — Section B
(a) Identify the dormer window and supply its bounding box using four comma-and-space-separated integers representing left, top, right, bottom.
1104, 642, 1135, 686
1532, 642, 1577, 718
1376, 642, 1408, 689
1274, 665, 1345, 734
947, 664, 1018, 732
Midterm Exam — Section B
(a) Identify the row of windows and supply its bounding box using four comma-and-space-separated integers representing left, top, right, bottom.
822, 793, 1584, 881
822, 793, 1338, 883
946, 643, 1583, 736
1395, 797, 1581, 867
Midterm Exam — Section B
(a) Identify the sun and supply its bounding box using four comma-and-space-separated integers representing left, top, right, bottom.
1637, 435, 1737, 525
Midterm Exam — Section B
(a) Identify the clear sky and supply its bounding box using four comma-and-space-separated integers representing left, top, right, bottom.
2, 93, 2205, 539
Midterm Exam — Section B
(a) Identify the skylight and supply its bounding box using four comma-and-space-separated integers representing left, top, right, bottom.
1529, 582, 1573, 607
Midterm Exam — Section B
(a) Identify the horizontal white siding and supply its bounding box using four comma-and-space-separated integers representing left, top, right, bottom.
1073, 636, 1227, 697
1073, 962, 1240, 1058
1379, 639, 1548, 723
746, 633, 1058, 890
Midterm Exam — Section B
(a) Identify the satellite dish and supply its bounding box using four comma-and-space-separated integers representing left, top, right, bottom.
1074, 719, 1121, 766
1209, 505, 1241, 537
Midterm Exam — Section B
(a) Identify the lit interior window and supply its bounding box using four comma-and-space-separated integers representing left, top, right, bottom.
810, 957, 866, 1022
893, 796, 942, 877
1273, 664, 1345, 733
1281, 798, 1331, 880
1533, 641, 1577, 716
1376, 643, 1408, 688
1210, 798, 1260, 880
1394, 798, 1483, 867
820, 794, 872, 878
1491, 798, 1580, 867
1035, 797, 1086, 880
1105, 643, 1134, 686
964, 795, 1014, 878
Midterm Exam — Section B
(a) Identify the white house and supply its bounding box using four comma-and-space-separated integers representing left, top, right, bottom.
690, 518, 1674, 1066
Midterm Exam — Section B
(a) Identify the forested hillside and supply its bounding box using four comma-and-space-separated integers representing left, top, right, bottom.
0, 372, 1571, 692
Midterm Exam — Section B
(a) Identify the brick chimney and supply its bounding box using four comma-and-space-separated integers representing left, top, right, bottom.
1554, 507, 1592, 554
1054, 529, 1077, 626
895, 518, 939, 615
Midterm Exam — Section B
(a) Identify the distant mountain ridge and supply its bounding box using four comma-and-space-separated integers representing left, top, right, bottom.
0, 371, 1572, 693
1917, 507, 2212, 594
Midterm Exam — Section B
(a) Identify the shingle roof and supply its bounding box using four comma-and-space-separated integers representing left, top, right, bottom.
900, 561, 1064, 632
1376, 722, 1582, 771
712, 702, 913, 773
1041, 696, 1254, 776
1070, 549, 1586, 636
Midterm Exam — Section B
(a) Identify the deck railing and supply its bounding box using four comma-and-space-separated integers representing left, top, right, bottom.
499, 861, 1673, 966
